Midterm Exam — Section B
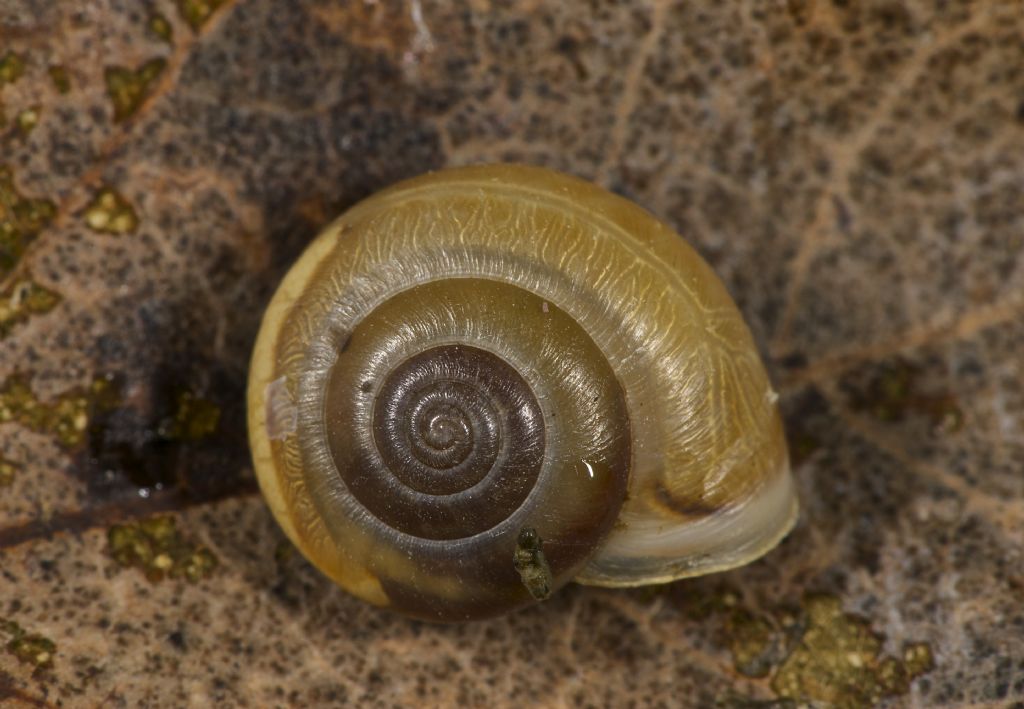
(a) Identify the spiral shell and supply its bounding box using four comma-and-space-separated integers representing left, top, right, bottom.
248, 164, 796, 621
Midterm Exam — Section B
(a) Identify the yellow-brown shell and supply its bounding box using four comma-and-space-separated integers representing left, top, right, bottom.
248, 164, 797, 621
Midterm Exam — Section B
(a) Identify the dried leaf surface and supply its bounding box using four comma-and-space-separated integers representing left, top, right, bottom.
0, 1, 1022, 706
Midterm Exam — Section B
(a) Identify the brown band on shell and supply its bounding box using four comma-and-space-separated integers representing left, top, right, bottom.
289, 276, 631, 620
325, 344, 545, 539
649, 481, 723, 519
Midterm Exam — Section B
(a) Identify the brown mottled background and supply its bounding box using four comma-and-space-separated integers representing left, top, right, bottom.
1, 1, 1022, 707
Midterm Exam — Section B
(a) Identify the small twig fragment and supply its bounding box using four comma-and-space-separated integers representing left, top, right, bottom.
513, 527, 553, 601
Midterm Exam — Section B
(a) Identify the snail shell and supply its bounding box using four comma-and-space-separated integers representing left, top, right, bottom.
248, 164, 797, 622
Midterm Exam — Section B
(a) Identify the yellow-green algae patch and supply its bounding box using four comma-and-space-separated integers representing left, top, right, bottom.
900, 642, 936, 682
15, 105, 39, 135
0, 373, 117, 449
0, 457, 17, 486
149, 13, 174, 43
0, 51, 25, 84
0, 618, 56, 670
769, 595, 934, 708
83, 186, 139, 234
0, 277, 61, 338
675, 588, 936, 706
177, 0, 227, 30
104, 58, 166, 121
0, 165, 57, 278
48, 65, 70, 94
158, 389, 221, 441
108, 515, 218, 583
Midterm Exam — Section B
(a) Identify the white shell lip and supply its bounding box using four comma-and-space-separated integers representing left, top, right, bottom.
575, 462, 798, 587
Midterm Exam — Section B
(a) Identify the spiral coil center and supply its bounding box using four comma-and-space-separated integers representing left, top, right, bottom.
420, 405, 466, 453
323, 342, 546, 540
368, 346, 536, 502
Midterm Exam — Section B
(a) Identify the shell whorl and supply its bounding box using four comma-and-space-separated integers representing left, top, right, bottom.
248, 164, 796, 621
275, 277, 630, 620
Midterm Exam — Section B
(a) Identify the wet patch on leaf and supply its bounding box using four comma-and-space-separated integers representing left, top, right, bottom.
83, 186, 139, 234
0, 165, 57, 279
108, 515, 217, 582
157, 389, 221, 442
80, 352, 252, 503
176, 0, 227, 31
104, 58, 167, 122
0, 617, 56, 671
0, 277, 61, 338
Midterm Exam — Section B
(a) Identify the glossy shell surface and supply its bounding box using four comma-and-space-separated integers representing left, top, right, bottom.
248, 164, 796, 621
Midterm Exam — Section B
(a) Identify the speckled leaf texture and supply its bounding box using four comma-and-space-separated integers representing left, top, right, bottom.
0, 1, 1021, 707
